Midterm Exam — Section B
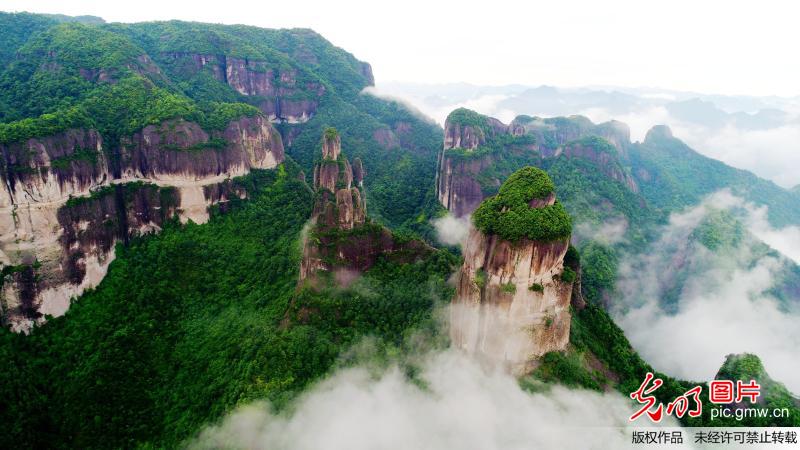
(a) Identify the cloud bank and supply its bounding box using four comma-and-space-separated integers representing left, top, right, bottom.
614, 191, 800, 392
189, 349, 679, 450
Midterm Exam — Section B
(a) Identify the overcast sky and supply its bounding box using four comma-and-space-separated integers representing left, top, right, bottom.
2, 0, 799, 97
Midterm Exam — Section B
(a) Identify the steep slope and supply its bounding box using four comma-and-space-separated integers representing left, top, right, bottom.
447, 166, 800, 425
451, 168, 576, 374
0, 115, 284, 330
436, 108, 800, 233
711, 354, 800, 426
0, 13, 455, 446
521, 239, 800, 427
105, 20, 443, 234
0, 23, 286, 328
0, 12, 60, 70
630, 125, 800, 227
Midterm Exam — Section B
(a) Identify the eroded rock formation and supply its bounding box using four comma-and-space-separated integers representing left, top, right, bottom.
450, 168, 576, 375
0, 115, 284, 331
299, 128, 425, 286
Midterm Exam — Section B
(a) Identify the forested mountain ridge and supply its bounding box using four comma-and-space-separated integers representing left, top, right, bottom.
0, 12, 443, 329
437, 107, 800, 229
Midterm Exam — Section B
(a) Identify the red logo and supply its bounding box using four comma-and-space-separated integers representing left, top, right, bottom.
629, 372, 665, 422
709, 380, 734, 404
735, 380, 761, 403
629, 373, 762, 422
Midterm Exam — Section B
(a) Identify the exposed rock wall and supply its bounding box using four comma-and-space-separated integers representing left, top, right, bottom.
436, 152, 494, 217
310, 132, 364, 230
119, 116, 283, 182
162, 52, 325, 123
0, 116, 284, 330
450, 227, 573, 375
1, 184, 178, 332
449, 172, 575, 374
300, 130, 368, 283
0, 129, 107, 207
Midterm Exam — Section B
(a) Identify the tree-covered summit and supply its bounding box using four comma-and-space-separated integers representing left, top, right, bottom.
472, 167, 572, 242
445, 107, 489, 129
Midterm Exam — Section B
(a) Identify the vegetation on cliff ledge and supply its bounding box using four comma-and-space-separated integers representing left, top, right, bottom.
472, 167, 572, 242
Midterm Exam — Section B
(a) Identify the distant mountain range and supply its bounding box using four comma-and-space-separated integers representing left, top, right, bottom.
374, 81, 800, 189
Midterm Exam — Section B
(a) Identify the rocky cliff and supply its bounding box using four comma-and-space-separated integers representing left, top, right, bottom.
436, 108, 635, 217
162, 52, 327, 123
0, 115, 284, 331
450, 167, 576, 374
299, 128, 426, 286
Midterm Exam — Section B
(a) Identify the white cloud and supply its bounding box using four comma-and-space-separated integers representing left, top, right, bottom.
743, 203, 800, 264
678, 124, 800, 189
189, 349, 680, 450
578, 106, 673, 142
574, 217, 629, 245
614, 192, 800, 392
432, 213, 471, 246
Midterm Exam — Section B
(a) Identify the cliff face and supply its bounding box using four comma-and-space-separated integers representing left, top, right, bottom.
436, 111, 502, 216
451, 229, 573, 374
1, 184, 178, 332
450, 168, 575, 375
0, 116, 284, 331
163, 52, 325, 123
437, 153, 493, 217
309, 131, 365, 230
119, 116, 283, 182
436, 109, 635, 217
300, 129, 368, 282
0, 128, 107, 207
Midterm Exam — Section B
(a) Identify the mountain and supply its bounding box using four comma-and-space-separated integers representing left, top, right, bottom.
450, 167, 577, 374
448, 168, 800, 425
0, 12, 449, 448
711, 354, 800, 426
630, 125, 800, 226
433, 108, 800, 418
378, 82, 800, 193
0, 14, 443, 330
436, 107, 800, 229
1, 12, 798, 449
436, 108, 636, 224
